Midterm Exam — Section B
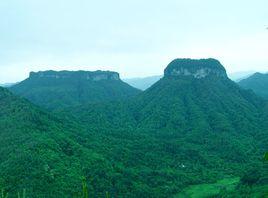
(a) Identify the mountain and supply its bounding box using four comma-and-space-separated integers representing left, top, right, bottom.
227, 71, 256, 82
0, 83, 16, 87
64, 58, 268, 197
123, 75, 162, 90
9, 70, 141, 110
238, 72, 268, 99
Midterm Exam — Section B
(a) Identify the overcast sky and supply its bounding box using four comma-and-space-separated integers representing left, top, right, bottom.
0, 0, 267, 83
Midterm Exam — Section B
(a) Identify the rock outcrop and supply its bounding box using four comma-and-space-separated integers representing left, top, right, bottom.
164, 58, 227, 79
29, 70, 120, 81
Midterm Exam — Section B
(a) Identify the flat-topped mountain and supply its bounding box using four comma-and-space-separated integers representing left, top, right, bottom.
238, 72, 268, 99
164, 58, 227, 79
9, 70, 141, 110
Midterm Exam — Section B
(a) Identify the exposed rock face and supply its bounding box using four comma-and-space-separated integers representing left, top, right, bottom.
29, 70, 120, 81
164, 58, 227, 79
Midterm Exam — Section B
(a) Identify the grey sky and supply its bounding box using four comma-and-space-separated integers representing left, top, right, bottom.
0, 0, 267, 83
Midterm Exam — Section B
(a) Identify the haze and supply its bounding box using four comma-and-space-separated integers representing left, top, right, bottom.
0, 0, 267, 83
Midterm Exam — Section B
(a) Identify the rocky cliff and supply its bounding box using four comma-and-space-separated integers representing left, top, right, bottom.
29, 70, 120, 81
164, 58, 227, 79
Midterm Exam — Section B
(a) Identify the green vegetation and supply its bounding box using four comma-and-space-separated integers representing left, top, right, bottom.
176, 177, 240, 198
62, 59, 267, 197
0, 87, 115, 197
82, 177, 88, 198
17, 189, 26, 198
1, 59, 268, 197
1, 189, 8, 198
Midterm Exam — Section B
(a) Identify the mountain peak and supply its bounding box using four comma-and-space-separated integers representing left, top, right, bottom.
251, 72, 267, 77
29, 70, 120, 81
164, 58, 227, 79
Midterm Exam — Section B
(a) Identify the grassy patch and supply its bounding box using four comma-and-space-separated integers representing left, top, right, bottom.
176, 177, 240, 198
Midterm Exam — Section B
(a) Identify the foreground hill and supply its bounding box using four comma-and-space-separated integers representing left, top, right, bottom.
9, 70, 141, 110
238, 72, 268, 99
64, 59, 268, 197
0, 87, 128, 197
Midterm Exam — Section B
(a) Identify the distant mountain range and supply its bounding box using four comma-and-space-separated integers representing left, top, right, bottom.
238, 72, 268, 99
227, 71, 256, 82
123, 75, 163, 90
0, 82, 16, 87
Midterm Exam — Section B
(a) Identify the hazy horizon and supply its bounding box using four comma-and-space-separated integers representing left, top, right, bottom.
1, 0, 267, 83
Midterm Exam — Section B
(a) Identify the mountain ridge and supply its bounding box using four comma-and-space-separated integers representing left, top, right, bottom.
29, 70, 120, 81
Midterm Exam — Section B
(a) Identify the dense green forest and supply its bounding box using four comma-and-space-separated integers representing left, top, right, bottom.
238, 72, 268, 99
1, 59, 268, 197
0, 87, 116, 197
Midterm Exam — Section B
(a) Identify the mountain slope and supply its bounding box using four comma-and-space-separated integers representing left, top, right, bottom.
63, 58, 268, 197
238, 72, 268, 99
0, 87, 121, 197
9, 70, 141, 110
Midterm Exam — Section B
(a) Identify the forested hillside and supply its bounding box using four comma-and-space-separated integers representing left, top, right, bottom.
0, 87, 128, 197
